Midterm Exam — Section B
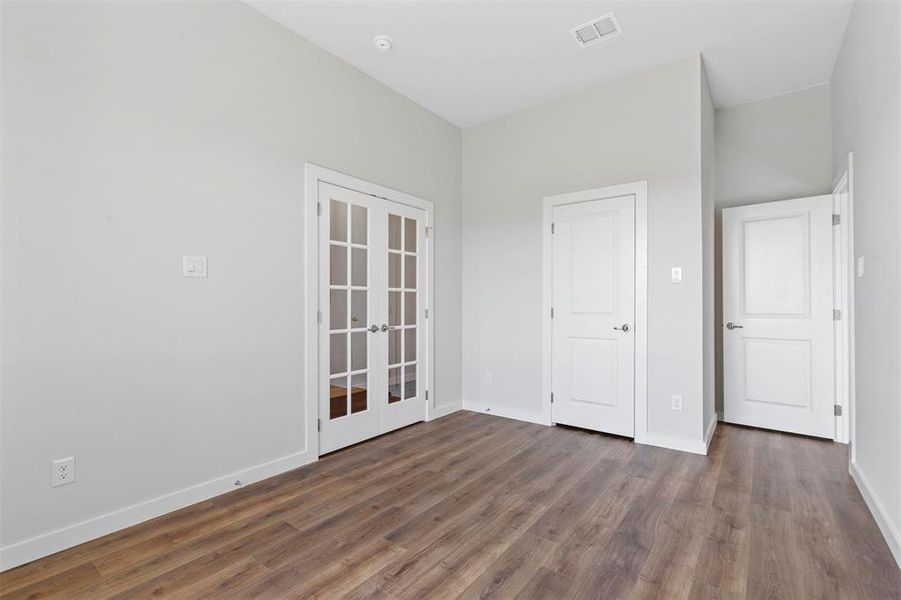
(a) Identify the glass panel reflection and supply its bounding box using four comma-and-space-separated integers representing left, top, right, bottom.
388, 214, 402, 250
329, 289, 347, 331
330, 200, 347, 242
330, 376, 348, 419
405, 364, 417, 399
405, 328, 416, 362
404, 292, 416, 326
330, 333, 347, 375
330, 245, 347, 286
388, 253, 401, 288
389, 291, 401, 326
389, 329, 401, 365
404, 255, 416, 289
351, 290, 367, 329
404, 218, 416, 252
351, 248, 367, 287
350, 372, 367, 414
388, 367, 402, 404
351, 331, 367, 371
351, 205, 367, 245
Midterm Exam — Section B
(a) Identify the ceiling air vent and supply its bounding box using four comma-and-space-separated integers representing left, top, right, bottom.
570, 13, 622, 48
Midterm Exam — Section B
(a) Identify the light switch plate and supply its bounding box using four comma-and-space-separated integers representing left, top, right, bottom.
183, 255, 208, 278
671, 267, 682, 283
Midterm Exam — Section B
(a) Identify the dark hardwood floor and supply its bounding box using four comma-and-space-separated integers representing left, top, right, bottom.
1, 411, 899, 599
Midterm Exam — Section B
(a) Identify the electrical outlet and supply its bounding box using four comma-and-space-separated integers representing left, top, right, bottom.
484, 373, 492, 385
671, 394, 683, 411
52, 457, 75, 487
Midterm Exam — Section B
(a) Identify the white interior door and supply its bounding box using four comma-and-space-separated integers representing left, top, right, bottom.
723, 195, 834, 438
319, 183, 427, 454
552, 195, 635, 437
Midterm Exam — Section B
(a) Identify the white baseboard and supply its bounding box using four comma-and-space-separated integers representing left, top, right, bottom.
429, 401, 462, 420
462, 400, 550, 426
635, 431, 709, 455
0, 448, 316, 572
704, 417, 718, 452
849, 460, 901, 568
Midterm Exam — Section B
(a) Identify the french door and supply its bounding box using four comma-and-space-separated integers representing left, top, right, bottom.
318, 183, 427, 454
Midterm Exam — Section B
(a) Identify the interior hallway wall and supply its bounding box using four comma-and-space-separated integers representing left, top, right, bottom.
1, 0, 462, 568
713, 84, 833, 414
462, 56, 707, 447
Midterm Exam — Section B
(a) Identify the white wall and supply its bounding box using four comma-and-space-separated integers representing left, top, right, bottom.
831, 0, 901, 565
701, 63, 716, 439
713, 85, 833, 412
462, 56, 707, 447
0, 0, 462, 568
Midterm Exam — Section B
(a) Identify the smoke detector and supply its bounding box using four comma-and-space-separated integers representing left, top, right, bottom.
570, 13, 623, 47
373, 35, 393, 52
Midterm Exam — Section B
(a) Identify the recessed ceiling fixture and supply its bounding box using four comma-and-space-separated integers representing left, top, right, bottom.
570, 13, 622, 48
373, 35, 393, 52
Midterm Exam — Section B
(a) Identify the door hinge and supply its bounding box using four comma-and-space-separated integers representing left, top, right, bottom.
425, 226, 431, 238
834, 405, 843, 417
317, 418, 321, 431
317, 309, 322, 324
833, 213, 840, 226
425, 390, 429, 401
551, 307, 555, 319
833, 309, 841, 321
551, 392, 554, 404
551, 223, 555, 234
317, 202, 322, 216
425, 308, 429, 319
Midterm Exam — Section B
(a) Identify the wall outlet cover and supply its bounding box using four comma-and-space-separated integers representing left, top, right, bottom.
52, 456, 76, 487
671, 394, 683, 411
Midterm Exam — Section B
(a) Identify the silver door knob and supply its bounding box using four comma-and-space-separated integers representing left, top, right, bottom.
381, 324, 400, 332
368, 324, 379, 333
726, 322, 744, 330
614, 323, 631, 332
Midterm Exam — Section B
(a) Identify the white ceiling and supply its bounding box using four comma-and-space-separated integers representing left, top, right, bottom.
247, 1, 853, 128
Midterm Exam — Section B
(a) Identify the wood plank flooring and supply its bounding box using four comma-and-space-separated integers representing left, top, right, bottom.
1, 411, 899, 599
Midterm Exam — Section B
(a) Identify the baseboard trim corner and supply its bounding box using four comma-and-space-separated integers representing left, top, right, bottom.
849, 459, 901, 568
0, 448, 316, 572
461, 400, 550, 426
429, 401, 462, 420
636, 431, 709, 455
704, 417, 718, 451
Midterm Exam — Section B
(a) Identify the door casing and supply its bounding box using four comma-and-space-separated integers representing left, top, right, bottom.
541, 181, 648, 442
305, 164, 436, 461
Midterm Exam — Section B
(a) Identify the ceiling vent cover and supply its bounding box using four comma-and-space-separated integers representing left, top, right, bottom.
571, 13, 623, 47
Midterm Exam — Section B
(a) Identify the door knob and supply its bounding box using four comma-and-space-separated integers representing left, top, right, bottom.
368, 324, 379, 333
726, 322, 744, 330
614, 323, 631, 332
380, 324, 399, 332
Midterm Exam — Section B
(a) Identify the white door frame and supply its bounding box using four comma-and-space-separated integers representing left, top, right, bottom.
833, 152, 855, 447
541, 180, 648, 438
304, 163, 436, 460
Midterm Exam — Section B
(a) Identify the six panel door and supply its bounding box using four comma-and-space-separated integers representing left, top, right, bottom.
551, 195, 635, 437
722, 195, 834, 438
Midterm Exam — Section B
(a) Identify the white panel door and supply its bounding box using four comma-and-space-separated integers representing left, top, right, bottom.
552, 195, 635, 437
723, 195, 834, 438
319, 184, 427, 454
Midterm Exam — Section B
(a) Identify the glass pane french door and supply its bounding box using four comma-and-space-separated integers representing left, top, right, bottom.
319, 183, 379, 454
379, 199, 427, 433
319, 184, 427, 454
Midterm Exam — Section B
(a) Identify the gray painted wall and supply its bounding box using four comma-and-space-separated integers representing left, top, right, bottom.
713, 85, 834, 413
831, 0, 901, 561
462, 56, 707, 444
0, 0, 462, 556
